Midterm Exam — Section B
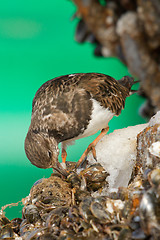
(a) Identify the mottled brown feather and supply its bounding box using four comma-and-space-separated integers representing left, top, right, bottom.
30, 73, 132, 143
79, 73, 130, 115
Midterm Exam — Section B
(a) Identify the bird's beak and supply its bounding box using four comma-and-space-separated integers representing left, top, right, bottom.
52, 160, 68, 177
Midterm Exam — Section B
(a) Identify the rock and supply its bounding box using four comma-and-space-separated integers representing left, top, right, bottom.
88, 111, 160, 190
137, 124, 160, 171
88, 123, 147, 189
149, 142, 160, 158
148, 111, 160, 127
136, 111, 160, 171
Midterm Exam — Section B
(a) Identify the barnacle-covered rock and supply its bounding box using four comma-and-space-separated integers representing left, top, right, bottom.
72, 0, 160, 116
73, 0, 119, 56
2, 112, 160, 239
137, 0, 160, 49
139, 169, 160, 237
137, 124, 160, 171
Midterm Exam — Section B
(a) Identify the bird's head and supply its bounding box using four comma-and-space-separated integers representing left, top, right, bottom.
25, 130, 68, 176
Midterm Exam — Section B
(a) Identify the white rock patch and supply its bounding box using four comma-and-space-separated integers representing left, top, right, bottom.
88, 123, 147, 189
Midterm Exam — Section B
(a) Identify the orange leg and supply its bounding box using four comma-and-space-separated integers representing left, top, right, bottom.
75, 127, 109, 169
61, 148, 67, 163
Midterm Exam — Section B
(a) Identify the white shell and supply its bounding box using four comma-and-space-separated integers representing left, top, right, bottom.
149, 141, 160, 158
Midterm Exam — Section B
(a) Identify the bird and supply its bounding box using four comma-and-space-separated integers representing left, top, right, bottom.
25, 73, 136, 177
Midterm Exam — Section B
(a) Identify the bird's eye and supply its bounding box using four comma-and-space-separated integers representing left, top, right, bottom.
48, 151, 52, 158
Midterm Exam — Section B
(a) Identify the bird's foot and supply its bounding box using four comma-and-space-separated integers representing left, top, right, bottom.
90, 143, 97, 160
75, 127, 109, 169
85, 142, 97, 161
75, 143, 97, 169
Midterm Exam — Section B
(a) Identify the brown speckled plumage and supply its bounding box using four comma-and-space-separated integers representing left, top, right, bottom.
25, 73, 135, 175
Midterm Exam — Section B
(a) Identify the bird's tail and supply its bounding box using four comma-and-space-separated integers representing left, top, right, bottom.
118, 76, 139, 95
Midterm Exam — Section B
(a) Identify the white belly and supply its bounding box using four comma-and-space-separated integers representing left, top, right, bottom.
80, 98, 114, 138
62, 99, 114, 148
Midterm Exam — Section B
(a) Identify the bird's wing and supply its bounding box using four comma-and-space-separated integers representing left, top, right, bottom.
31, 75, 93, 142
80, 73, 130, 115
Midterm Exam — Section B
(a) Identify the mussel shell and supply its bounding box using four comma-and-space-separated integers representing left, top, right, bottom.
148, 168, 160, 189
23, 204, 41, 223
118, 227, 132, 240
75, 19, 90, 43
45, 206, 68, 228
79, 197, 94, 221
80, 164, 108, 183
67, 171, 81, 188
0, 224, 14, 239
90, 201, 111, 223
10, 218, 22, 234
139, 189, 160, 235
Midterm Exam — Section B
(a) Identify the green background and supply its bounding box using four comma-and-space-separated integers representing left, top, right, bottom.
0, 1, 146, 219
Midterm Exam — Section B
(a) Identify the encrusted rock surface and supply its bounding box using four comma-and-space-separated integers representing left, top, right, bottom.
137, 124, 160, 171
1, 112, 160, 239
72, 0, 160, 117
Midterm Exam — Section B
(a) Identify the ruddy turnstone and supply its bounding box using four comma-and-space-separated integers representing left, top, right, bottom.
25, 73, 136, 176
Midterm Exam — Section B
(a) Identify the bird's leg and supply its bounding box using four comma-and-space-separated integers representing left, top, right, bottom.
75, 126, 109, 169
61, 148, 67, 163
